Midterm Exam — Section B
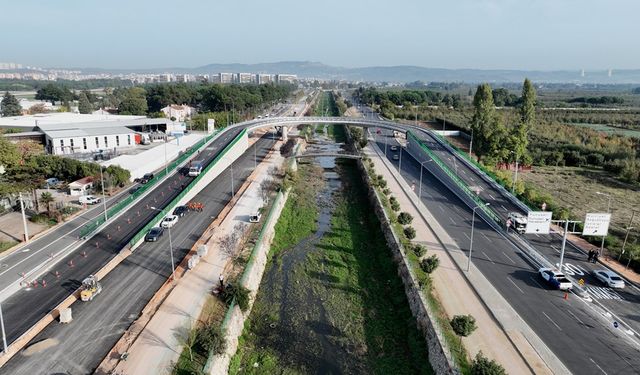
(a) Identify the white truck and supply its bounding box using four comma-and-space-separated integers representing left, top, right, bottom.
507, 212, 527, 234
189, 160, 205, 177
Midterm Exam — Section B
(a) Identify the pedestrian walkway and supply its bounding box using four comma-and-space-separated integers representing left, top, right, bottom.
362, 142, 539, 374
112, 140, 284, 375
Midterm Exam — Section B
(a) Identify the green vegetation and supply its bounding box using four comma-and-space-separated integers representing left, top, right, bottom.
1, 92, 22, 116
470, 352, 507, 375
0, 241, 17, 254
450, 315, 477, 339
398, 211, 413, 225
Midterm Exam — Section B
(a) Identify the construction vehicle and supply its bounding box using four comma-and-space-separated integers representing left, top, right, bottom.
80, 275, 102, 302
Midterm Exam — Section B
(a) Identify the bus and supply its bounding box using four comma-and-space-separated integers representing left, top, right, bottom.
189, 160, 205, 177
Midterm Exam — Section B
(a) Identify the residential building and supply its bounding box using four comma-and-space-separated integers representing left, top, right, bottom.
257, 74, 274, 84
236, 73, 254, 84
161, 104, 196, 122
276, 74, 297, 84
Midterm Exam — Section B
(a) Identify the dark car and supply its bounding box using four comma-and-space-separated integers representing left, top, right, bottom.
145, 227, 164, 242
135, 173, 154, 184
129, 186, 142, 194
173, 205, 188, 217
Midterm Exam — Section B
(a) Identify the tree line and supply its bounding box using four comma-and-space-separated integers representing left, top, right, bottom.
354, 87, 463, 110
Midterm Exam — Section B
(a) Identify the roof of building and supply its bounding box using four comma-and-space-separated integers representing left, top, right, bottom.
0, 113, 147, 129
43, 126, 137, 139
69, 176, 94, 186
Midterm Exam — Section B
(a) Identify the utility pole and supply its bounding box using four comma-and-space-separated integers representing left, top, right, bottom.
467, 203, 490, 272
596, 192, 612, 256
558, 219, 570, 270
230, 162, 235, 197
468, 128, 474, 158
512, 154, 519, 194
620, 211, 635, 261
19, 192, 29, 242
100, 167, 108, 222
0, 303, 7, 355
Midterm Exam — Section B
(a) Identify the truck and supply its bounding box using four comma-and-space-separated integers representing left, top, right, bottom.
80, 275, 102, 301
189, 160, 205, 177
507, 212, 527, 234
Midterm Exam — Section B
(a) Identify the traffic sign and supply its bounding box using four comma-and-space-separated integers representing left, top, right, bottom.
583, 213, 611, 236
526, 211, 553, 234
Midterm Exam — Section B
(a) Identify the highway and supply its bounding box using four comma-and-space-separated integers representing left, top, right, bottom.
1, 134, 276, 374
412, 128, 640, 337
0, 127, 243, 346
372, 130, 640, 374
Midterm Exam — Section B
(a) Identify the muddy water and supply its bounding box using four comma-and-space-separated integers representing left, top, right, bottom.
257, 132, 350, 374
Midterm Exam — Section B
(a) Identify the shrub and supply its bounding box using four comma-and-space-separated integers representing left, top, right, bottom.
412, 244, 427, 257
221, 284, 251, 312
403, 226, 416, 239
390, 197, 400, 211
450, 315, 477, 337
196, 325, 227, 355
397, 212, 413, 225
471, 351, 506, 375
378, 178, 388, 189
420, 255, 439, 273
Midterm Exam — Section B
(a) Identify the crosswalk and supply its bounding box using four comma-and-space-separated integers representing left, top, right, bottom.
584, 286, 624, 300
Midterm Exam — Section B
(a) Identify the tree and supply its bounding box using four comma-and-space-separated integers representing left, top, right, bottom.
412, 244, 427, 257
512, 78, 537, 165
471, 351, 506, 375
40, 192, 54, 214
1, 92, 22, 117
398, 212, 413, 225
176, 320, 199, 362
78, 92, 93, 114
470, 84, 507, 163
260, 178, 274, 204
221, 283, 251, 312
35, 84, 74, 104
404, 226, 416, 240
420, 255, 439, 273
118, 87, 148, 115
450, 314, 477, 338
28, 103, 49, 114
196, 325, 226, 355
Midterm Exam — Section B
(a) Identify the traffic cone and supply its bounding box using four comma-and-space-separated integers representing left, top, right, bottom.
117, 225, 121, 232
96, 242, 100, 249
107, 233, 111, 240
42, 279, 46, 288
82, 251, 88, 257
137, 211, 140, 217
563, 292, 569, 300
55, 271, 60, 278
68, 260, 74, 267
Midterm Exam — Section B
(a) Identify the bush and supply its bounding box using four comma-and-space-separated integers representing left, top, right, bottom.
196, 325, 226, 355
420, 255, 439, 273
390, 197, 400, 211
221, 284, 251, 312
412, 244, 427, 257
403, 226, 416, 239
450, 315, 477, 337
471, 351, 506, 375
398, 212, 413, 225
383, 188, 391, 196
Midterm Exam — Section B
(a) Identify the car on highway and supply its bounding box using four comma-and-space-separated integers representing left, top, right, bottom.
79, 195, 101, 205
507, 212, 528, 234
129, 185, 141, 194
161, 215, 179, 228
539, 268, 573, 290
390, 145, 399, 151
173, 205, 188, 217
135, 173, 154, 184
593, 269, 625, 288
145, 227, 164, 242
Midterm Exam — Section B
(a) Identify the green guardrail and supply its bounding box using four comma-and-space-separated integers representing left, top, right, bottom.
128, 128, 247, 247
407, 131, 501, 224
78, 130, 222, 239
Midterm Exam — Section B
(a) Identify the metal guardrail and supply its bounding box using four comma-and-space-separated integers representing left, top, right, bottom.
78, 130, 222, 239
407, 130, 501, 225
128, 129, 247, 247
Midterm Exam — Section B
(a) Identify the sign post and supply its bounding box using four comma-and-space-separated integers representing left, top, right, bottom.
582, 213, 611, 237
525, 211, 553, 234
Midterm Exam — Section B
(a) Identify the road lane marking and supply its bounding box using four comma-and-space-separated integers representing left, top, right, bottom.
449, 217, 456, 225
550, 245, 560, 253
566, 309, 586, 326
481, 233, 491, 242
501, 251, 516, 264
542, 312, 562, 330
438, 205, 445, 212
482, 251, 495, 264
489, 194, 495, 200
589, 358, 608, 375
507, 277, 525, 294
584, 286, 623, 300
501, 204, 508, 212
463, 232, 470, 240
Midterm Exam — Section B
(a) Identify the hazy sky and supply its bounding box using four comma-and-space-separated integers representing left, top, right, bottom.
4, 0, 639, 70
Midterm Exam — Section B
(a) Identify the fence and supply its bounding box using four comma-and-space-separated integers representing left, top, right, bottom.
127, 129, 247, 247
78, 130, 222, 239
407, 131, 501, 225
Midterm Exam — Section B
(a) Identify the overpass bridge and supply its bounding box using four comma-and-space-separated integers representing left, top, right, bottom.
295, 152, 361, 160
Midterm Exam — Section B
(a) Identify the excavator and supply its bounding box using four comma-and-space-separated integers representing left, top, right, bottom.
80, 275, 102, 302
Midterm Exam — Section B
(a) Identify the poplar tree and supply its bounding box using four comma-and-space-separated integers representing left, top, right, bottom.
1, 92, 22, 117
513, 78, 536, 164
471, 84, 506, 163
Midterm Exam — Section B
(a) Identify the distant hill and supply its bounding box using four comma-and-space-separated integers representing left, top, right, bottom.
76, 61, 640, 84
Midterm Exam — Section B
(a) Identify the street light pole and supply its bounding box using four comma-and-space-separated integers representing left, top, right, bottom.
620, 211, 635, 261
0, 303, 7, 355
558, 219, 570, 270
467, 203, 490, 272
168, 226, 175, 282
230, 162, 235, 197
512, 154, 519, 194
164, 137, 168, 176
468, 128, 474, 158
419, 159, 433, 200
18, 192, 29, 242
99, 167, 108, 222
596, 191, 612, 256
254, 141, 257, 170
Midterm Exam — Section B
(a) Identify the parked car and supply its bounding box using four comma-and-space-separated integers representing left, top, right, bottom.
173, 205, 188, 217
44, 178, 61, 188
161, 214, 179, 228
249, 212, 262, 223
145, 227, 164, 242
135, 173, 154, 184
539, 268, 573, 290
129, 186, 141, 194
79, 195, 101, 205
593, 269, 625, 289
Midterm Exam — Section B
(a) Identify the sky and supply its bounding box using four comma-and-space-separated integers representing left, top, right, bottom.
4, 0, 639, 70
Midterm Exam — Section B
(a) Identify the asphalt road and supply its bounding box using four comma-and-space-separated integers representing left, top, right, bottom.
372, 131, 640, 375
0, 127, 243, 347
414, 130, 640, 337
1, 135, 276, 375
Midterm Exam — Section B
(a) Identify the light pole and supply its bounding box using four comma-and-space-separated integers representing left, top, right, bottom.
596, 191, 612, 256
150, 207, 175, 282
419, 159, 434, 200
510, 150, 519, 194
18, 192, 29, 242
230, 162, 235, 197
254, 141, 257, 170
619, 211, 635, 261
468, 128, 474, 158
467, 203, 490, 272
99, 167, 108, 222
164, 136, 169, 176
0, 303, 7, 355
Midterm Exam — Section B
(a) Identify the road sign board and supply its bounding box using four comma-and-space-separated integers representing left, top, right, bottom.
582, 213, 611, 236
526, 211, 553, 234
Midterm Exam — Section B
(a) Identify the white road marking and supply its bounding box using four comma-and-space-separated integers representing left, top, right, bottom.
489, 194, 496, 200
589, 358, 608, 375
585, 286, 623, 300
481, 233, 491, 242
507, 277, 525, 294
438, 205, 445, 212
542, 312, 562, 330
470, 177, 475, 181
501, 251, 516, 264
449, 217, 456, 225
566, 309, 586, 326
501, 204, 508, 212
482, 251, 495, 264
550, 245, 560, 253
463, 232, 470, 240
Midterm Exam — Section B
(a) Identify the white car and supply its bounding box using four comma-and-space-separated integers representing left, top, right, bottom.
249, 213, 262, 223
79, 195, 101, 205
539, 268, 573, 290
161, 215, 179, 228
593, 269, 625, 289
